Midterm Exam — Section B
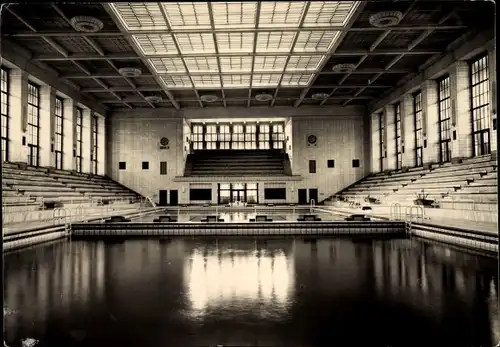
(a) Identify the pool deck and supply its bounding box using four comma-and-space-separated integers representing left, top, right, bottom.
319, 206, 498, 235
1, 205, 497, 236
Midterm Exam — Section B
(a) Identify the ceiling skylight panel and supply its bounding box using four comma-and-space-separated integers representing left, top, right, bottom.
253, 56, 288, 72
111, 3, 168, 31
303, 2, 358, 27
256, 32, 296, 53
133, 34, 178, 55
191, 75, 221, 88
161, 2, 211, 29
259, 2, 306, 28
281, 73, 313, 86
212, 2, 257, 28
174, 33, 216, 53
293, 31, 340, 53
222, 74, 252, 87
150, 57, 186, 73
216, 32, 254, 53
161, 75, 193, 88
252, 73, 282, 87
219, 56, 253, 72
184, 57, 219, 73
286, 55, 324, 71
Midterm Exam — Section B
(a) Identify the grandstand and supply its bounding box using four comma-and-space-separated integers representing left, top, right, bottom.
0, 1, 496, 241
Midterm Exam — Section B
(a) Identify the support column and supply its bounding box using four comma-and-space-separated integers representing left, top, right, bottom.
8, 69, 28, 163
370, 113, 380, 173
422, 80, 440, 164
39, 85, 55, 167
488, 46, 496, 157
401, 94, 416, 167
450, 61, 472, 159
384, 104, 396, 170
62, 98, 76, 171
97, 114, 105, 176
81, 108, 92, 173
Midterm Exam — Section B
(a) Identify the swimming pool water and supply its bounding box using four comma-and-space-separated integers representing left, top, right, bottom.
4, 237, 499, 346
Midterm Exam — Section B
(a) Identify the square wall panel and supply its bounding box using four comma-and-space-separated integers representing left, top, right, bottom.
259, 2, 306, 28
212, 2, 257, 28
256, 32, 295, 52
281, 73, 313, 86
133, 34, 178, 55
184, 57, 219, 73
111, 3, 167, 31
160, 75, 193, 88
192, 75, 221, 88
254, 56, 288, 72
216, 32, 255, 53
174, 33, 215, 53
219, 56, 253, 73
286, 55, 324, 71
161, 2, 211, 29
252, 73, 282, 87
222, 74, 252, 88
294, 31, 340, 53
303, 2, 358, 27
150, 57, 186, 73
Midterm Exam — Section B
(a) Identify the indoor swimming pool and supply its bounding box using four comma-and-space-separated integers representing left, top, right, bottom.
4, 237, 499, 347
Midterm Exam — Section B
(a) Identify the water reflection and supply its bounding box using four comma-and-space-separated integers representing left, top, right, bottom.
184, 245, 294, 318
3, 237, 499, 346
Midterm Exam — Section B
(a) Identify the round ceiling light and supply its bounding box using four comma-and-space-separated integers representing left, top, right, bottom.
145, 95, 163, 103
200, 94, 218, 103
311, 93, 329, 101
118, 67, 142, 77
71, 16, 104, 33
255, 93, 273, 102
332, 63, 356, 73
369, 11, 403, 28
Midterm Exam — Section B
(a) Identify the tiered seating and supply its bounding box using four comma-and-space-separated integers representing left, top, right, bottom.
185, 150, 289, 176
339, 155, 497, 207
2, 162, 142, 208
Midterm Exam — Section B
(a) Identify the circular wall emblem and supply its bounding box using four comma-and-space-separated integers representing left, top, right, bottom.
307, 135, 317, 145
160, 137, 169, 146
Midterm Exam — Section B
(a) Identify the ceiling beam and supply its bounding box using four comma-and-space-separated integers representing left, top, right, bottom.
81, 84, 391, 93
49, 5, 136, 109
32, 49, 440, 61
294, 1, 367, 108
100, 96, 374, 104
61, 68, 412, 79
157, 4, 204, 108
1, 38, 107, 115
343, 9, 457, 106
6, 7, 131, 109
246, 2, 261, 108
270, 2, 311, 108
321, 1, 418, 107
207, 2, 227, 108
102, 4, 180, 110
5, 25, 468, 37
368, 29, 493, 112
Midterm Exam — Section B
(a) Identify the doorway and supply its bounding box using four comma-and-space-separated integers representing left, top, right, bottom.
298, 189, 307, 205
170, 190, 178, 206
308, 189, 318, 204
158, 190, 168, 206
231, 189, 245, 203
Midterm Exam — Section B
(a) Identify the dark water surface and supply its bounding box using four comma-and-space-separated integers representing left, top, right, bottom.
4, 237, 499, 347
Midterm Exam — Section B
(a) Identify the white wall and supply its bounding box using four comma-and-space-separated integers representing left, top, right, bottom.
291, 116, 368, 202
107, 107, 367, 204
107, 116, 184, 199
